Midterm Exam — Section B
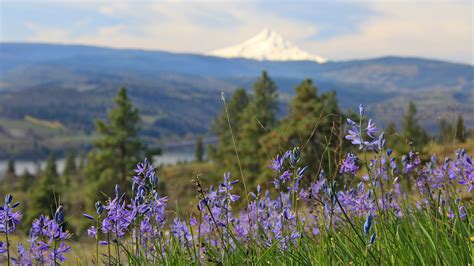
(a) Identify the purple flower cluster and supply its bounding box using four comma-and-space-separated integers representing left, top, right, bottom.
340, 153, 359, 175
83, 158, 168, 261
14, 207, 71, 264
1, 104, 471, 264
0, 194, 22, 234
0, 194, 22, 261
345, 104, 385, 151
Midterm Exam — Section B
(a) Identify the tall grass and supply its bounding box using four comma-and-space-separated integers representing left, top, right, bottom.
1, 105, 472, 265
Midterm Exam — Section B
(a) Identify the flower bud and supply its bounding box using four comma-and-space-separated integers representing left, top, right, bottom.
369, 233, 376, 245
364, 213, 373, 235
5, 194, 13, 205
55, 205, 64, 224
95, 201, 104, 215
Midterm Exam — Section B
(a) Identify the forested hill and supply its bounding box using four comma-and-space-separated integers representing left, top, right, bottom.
0, 42, 473, 158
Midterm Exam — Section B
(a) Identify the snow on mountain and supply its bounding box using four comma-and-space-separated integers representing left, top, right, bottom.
208, 28, 327, 63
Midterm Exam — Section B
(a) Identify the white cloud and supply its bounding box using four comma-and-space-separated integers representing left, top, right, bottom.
304, 2, 473, 64
97, 24, 125, 36
25, 22, 71, 43
9, 1, 474, 64
69, 2, 319, 54
97, 2, 130, 16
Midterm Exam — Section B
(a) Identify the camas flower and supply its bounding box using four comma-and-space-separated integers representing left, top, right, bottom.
269, 154, 285, 173
345, 105, 384, 151
288, 147, 301, 167
87, 226, 97, 238
170, 218, 192, 245
0, 194, 22, 233
27, 212, 71, 264
0, 241, 7, 254
340, 153, 359, 175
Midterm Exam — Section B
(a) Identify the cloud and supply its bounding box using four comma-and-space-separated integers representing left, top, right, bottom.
97, 2, 130, 17
25, 22, 71, 43
97, 24, 125, 36
2, 1, 472, 64
304, 2, 473, 64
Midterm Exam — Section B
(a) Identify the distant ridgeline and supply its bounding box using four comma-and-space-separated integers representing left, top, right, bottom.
0, 42, 472, 158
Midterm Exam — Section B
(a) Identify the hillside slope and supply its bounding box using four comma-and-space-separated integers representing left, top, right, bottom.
0, 42, 472, 158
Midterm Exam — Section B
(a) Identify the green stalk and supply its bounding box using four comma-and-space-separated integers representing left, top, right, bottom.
53, 236, 57, 265
95, 218, 99, 265
5, 217, 10, 266
332, 182, 378, 263
107, 232, 111, 265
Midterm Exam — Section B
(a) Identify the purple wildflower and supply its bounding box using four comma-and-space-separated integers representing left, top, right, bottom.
0, 194, 22, 233
269, 154, 285, 172
87, 226, 97, 238
340, 153, 359, 175
345, 105, 384, 151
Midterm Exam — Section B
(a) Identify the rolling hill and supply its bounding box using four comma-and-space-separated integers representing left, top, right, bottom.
0, 42, 472, 159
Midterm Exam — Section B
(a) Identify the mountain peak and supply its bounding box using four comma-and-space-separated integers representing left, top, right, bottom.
208, 28, 327, 63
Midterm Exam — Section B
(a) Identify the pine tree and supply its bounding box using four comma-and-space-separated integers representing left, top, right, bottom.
195, 136, 204, 162
262, 79, 343, 179
438, 118, 454, 143
43, 153, 59, 180
85, 88, 146, 198
5, 158, 16, 181
401, 101, 428, 149
385, 122, 398, 138
19, 169, 34, 192
455, 114, 466, 143
209, 88, 249, 172
34, 160, 42, 176
78, 152, 88, 173
28, 154, 60, 223
63, 152, 77, 185
385, 122, 400, 149
239, 71, 278, 182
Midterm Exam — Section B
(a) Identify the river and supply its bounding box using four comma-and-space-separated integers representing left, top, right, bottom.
0, 148, 197, 177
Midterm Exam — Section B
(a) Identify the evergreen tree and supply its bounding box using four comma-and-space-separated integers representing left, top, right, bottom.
63, 152, 77, 185
77, 152, 88, 175
34, 160, 42, 177
19, 169, 34, 192
43, 153, 59, 180
239, 71, 278, 182
438, 118, 454, 143
385, 122, 400, 150
401, 101, 428, 149
28, 154, 60, 224
262, 79, 343, 179
455, 114, 466, 143
209, 88, 249, 172
5, 158, 16, 181
195, 136, 204, 162
385, 122, 398, 139
85, 88, 146, 198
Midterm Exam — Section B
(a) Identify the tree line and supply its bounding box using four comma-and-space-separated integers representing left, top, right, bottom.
209, 72, 468, 188
1, 72, 469, 233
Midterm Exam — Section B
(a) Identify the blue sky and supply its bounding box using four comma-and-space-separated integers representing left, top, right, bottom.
1, 0, 472, 64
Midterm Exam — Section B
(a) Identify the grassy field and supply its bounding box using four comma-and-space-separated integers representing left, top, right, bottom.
1, 107, 473, 264
1, 144, 472, 265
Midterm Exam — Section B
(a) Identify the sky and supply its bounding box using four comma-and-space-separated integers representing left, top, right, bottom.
1, 0, 473, 64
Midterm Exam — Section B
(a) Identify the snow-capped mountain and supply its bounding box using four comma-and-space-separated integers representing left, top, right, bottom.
209, 28, 327, 63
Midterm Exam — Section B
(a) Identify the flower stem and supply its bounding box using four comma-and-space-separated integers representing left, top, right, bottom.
5, 218, 10, 266
96, 218, 99, 265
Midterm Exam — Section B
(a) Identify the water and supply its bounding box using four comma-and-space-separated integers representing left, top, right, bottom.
0, 149, 196, 177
